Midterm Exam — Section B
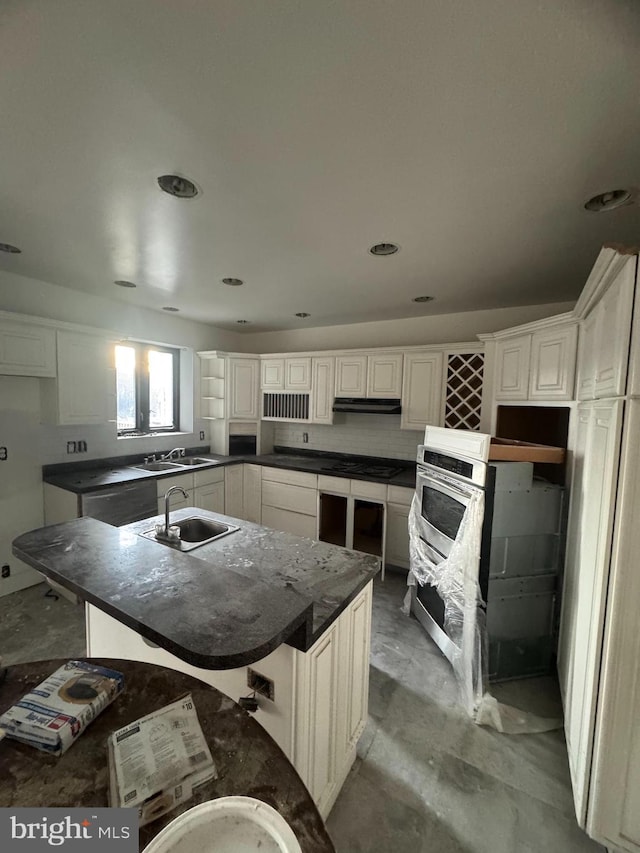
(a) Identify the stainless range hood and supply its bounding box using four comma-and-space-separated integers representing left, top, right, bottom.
332, 397, 402, 414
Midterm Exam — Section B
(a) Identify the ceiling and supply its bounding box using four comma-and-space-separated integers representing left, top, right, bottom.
1, 1, 640, 333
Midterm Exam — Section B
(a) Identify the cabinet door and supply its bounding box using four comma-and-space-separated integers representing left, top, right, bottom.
285, 357, 311, 391
529, 324, 578, 400
576, 308, 600, 401
243, 463, 262, 524
297, 622, 340, 816
55, 332, 115, 425
400, 351, 444, 431
494, 335, 531, 400
0, 321, 56, 377
587, 400, 640, 849
193, 481, 225, 514
366, 353, 403, 398
594, 256, 635, 399
335, 355, 367, 398
229, 358, 259, 419
310, 357, 335, 424
342, 584, 372, 756
261, 505, 317, 539
224, 465, 244, 519
559, 400, 623, 826
385, 502, 410, 569
261, 358, 284, 390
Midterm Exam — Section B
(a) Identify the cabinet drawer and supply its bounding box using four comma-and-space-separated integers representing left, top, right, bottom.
350, 479, 387, 501
261, 466, 317, 489
194, 465, 225, 487
262, 481, 318, 516
387, 485, 414, 505
261, 505, 317, 539
155, 473, 194, 498
318, 475, 350, 495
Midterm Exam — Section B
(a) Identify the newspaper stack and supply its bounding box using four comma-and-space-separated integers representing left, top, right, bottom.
107, 693, 217, 826
0, 660, 124, 755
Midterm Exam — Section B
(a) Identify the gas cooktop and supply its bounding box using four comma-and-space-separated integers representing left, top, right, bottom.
320, 461, 404, 479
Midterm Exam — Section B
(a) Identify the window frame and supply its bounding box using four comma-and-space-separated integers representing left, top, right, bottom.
116, 342, 180, 436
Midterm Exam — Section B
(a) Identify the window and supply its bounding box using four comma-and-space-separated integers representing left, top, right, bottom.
116, 342, 179, 434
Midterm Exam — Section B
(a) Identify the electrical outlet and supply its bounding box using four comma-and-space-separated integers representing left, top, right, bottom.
302, 432, 309, 444
78, 440, 87, 452
247, 668, 275, 701
0, 447, 7, 460
1, 565, 10, 578
199, 430, 205, 441
66, 441, 76, 454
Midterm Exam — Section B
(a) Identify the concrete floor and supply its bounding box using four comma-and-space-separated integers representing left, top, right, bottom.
0, 575, 603, 853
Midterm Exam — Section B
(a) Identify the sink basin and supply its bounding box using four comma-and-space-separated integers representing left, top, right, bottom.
140, 516, 240, 551
132, 461, 185, 471
177, 457, 216, 466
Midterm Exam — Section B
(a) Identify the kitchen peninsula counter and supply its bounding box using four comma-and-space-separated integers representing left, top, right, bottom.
13, 509, 379, 819
12, 508, 380, 669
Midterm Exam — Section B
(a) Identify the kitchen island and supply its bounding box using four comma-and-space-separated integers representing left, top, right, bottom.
13, 508, 380, 818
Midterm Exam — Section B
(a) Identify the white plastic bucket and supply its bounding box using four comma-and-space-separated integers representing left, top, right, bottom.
141, 797, 303, 853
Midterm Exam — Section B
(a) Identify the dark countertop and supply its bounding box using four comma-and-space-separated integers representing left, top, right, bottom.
42, 447, 416, 494
12, 508, 380, 669
0, 658, 335, 853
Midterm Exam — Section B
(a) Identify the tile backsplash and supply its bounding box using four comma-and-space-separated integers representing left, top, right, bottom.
274, 414, 422, 461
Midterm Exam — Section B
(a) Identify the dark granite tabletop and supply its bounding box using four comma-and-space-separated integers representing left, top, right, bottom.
12, 508, 380, 669
43, 447, 416, 494
0, 658, 335, 853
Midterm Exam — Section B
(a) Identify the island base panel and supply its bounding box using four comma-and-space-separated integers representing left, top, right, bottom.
85, 580, 372, 819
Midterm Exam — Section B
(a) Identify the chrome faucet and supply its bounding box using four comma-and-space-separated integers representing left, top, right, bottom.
161, 447, 186, 461
158, 485, 189, 540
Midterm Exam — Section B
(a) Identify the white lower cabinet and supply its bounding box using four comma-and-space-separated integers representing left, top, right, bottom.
385, 503, 411, 569
261, 467, 318, 539
85, 581, 373, 820
193, 481, 225, 513
242, 464, 262, 524
224, 465, 244, 519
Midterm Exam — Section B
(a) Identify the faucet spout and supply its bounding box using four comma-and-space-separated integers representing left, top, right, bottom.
163, 485, 189, 537
161, 447, 186, 461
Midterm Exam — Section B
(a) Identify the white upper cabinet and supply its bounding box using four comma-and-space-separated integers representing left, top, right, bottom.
335, 355, 367, 397
261, 358, 284, 390
285, 357, 312, 391
494, 334, 532, 400
491, 318, 578, 403
529, 324, 578, 400
400, 351, 444, 431
261, 357, 311, 392
336, 352, 403, 398
576, 253, 636, 401
43, 331, 115, 425
0, 319, 56, 377
310, 357, 335, 424
366, 353, 403, 398
229, 357, 259, 419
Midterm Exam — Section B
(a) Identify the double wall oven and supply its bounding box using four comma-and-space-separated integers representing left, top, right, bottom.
411, 426, 565, 682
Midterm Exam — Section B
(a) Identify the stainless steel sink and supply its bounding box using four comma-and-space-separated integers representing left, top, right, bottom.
132, 461, 186, 471
177, 457, 216, 466
140, 516, 240, 551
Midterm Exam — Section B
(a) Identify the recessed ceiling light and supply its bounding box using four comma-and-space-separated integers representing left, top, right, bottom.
584, 189, 634, 212
157, 174, 200, 199
295, 312, 310, 318
412, 296, 434, 303
222, 277, 243, 286
369, 242, 399, 256
236, 320, 250, 325
0, 242, 22, 253
162, 306, 179, 312
114, 279, 136, 288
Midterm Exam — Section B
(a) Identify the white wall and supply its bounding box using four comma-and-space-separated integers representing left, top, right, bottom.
238, 301, 576, 353
274, 415, 422, 462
